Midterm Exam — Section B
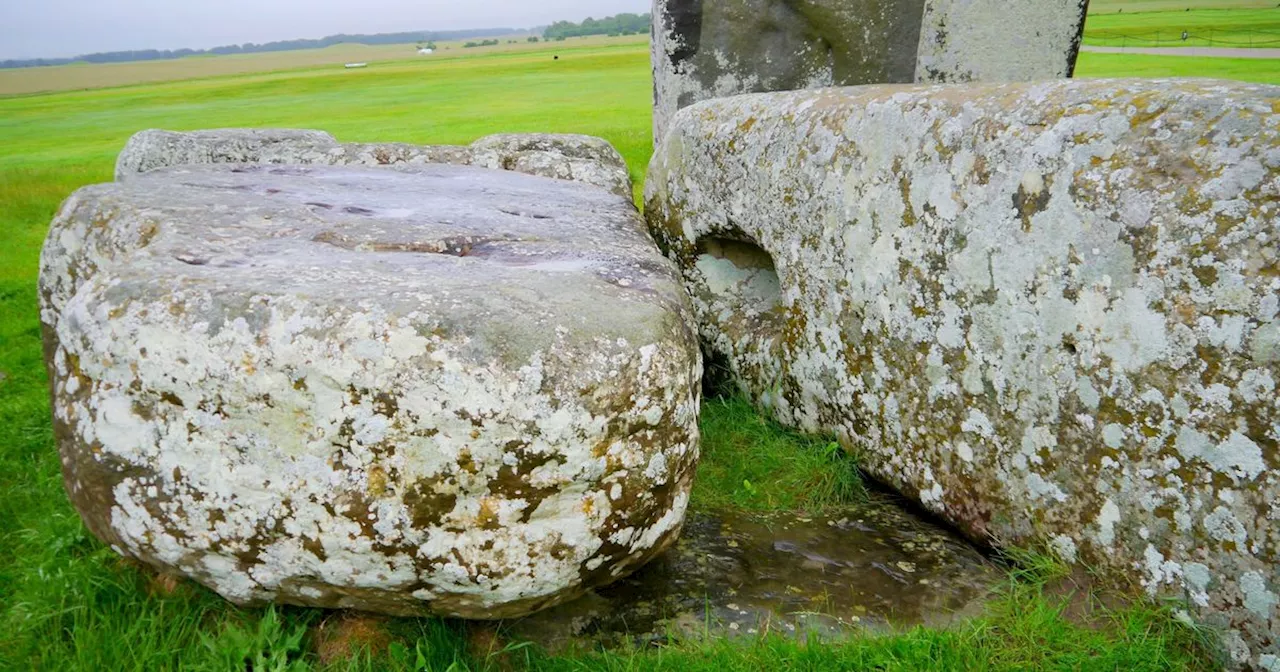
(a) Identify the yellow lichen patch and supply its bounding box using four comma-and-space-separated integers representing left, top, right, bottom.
367, 466, 388, 498
476, 497, 502, 530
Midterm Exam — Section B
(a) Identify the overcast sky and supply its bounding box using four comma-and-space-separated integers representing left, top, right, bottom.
0, 0, 650, 60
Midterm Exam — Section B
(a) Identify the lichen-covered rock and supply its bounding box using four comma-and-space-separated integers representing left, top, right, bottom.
651, 0, 1089, 142
41, 163, 701, 618
506, 503, 1001, 651
646, 79, 1279, 668
916, 0, 1090, 84
113, 128, 340, 177
338, 142, 475, 168
469, 134, 635, 199
114, 129, 633, 198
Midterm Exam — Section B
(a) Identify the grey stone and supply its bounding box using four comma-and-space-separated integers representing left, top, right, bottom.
40, 163, 702, 619
470, 134, 634, 200
651, 0, 1089, 142
115, 129, 634, 199
504, 501, 1000, 651
113, 128, 340, 178
646, 79, 1280, 669
916, 0, 1092, 84
339, 142, 475, 168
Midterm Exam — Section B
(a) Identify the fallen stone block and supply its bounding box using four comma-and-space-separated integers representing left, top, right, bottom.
115, 128, 634, 198
40, 163, 701, 618
652, 0, 1090, 141
505, 502, 1001, 650
646, 78, 1280, 668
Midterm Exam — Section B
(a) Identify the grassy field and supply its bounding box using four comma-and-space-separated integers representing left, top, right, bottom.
0, 25, 1262, 672
0, 34, 646, 97
2, 4, 1275, 96
1076, 50, 1280, 81
1084, 1, 1280, 48
1088, 0, 1275, 14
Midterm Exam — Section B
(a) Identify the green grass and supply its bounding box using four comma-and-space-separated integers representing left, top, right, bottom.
524, 593, 1214, 672
0, 41, 654, 200
1089, 0, 1276, 11
0, 35, 651, 97
1083, 4, 1280, 48
1075, 51, 1280, 82
0, 36, 1246, 672
692, 396, 864, 512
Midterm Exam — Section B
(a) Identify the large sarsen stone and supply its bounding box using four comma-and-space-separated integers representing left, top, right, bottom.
646, 79, 1279, 668
40, 163, 702, 618
115, 128, 634, 199
652, 0, 1090, 142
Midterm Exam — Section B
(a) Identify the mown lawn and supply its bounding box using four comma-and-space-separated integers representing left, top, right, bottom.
1089, 0, 1276, 10
1076, 51, 1280, 83
1082, 2, 1280, 48
0, 37, 1252, 671
0, 35, 651, 97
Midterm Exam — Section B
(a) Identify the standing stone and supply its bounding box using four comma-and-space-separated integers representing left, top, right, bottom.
916, 0, 1092, 84
646, 79, 1279, 669
41, 163, 701, 618
651, 0, 1089, 141
115, 128, 634, 199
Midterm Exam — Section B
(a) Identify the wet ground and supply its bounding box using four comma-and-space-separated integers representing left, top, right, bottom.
500, 498, 1003, 651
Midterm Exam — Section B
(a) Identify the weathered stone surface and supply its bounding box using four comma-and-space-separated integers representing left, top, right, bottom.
113, 128, 340, 178
915, 0, 1090, 84
469, 134, 634, 199
646, 79, 1280, 668
651, 0, 1089, 141
115, 129, 634, 198
40, 163, 702, 618
504, 501, 1000, 651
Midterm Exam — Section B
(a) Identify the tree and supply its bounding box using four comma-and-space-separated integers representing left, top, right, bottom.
543, 13, 650, 40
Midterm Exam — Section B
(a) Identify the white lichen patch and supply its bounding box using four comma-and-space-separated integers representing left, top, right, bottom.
646, 78, 1280, 665
40, 162, 702, 619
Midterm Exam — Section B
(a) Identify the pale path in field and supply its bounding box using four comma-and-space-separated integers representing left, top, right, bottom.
1082, 45, 1280, 59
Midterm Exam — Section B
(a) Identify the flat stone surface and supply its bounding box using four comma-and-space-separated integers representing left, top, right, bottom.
115, 129, 634, 198
503, 500, 1000, 651
646, 78, 1280, 669
40, 163, 701, 619
652, 0, 1089, 141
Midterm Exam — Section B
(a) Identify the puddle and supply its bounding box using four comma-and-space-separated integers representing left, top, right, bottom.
500, 498, 1002, 651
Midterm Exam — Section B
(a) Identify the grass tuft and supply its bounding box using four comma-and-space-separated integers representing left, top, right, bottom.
517, 582, 1218, 672
692, 395, 865, 513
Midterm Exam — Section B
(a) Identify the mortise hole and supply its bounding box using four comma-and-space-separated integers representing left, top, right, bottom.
693, 236, 783, 319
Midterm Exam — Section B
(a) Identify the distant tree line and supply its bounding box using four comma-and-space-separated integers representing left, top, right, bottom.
543, 13, 650, 40
0, 28, 521, 69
